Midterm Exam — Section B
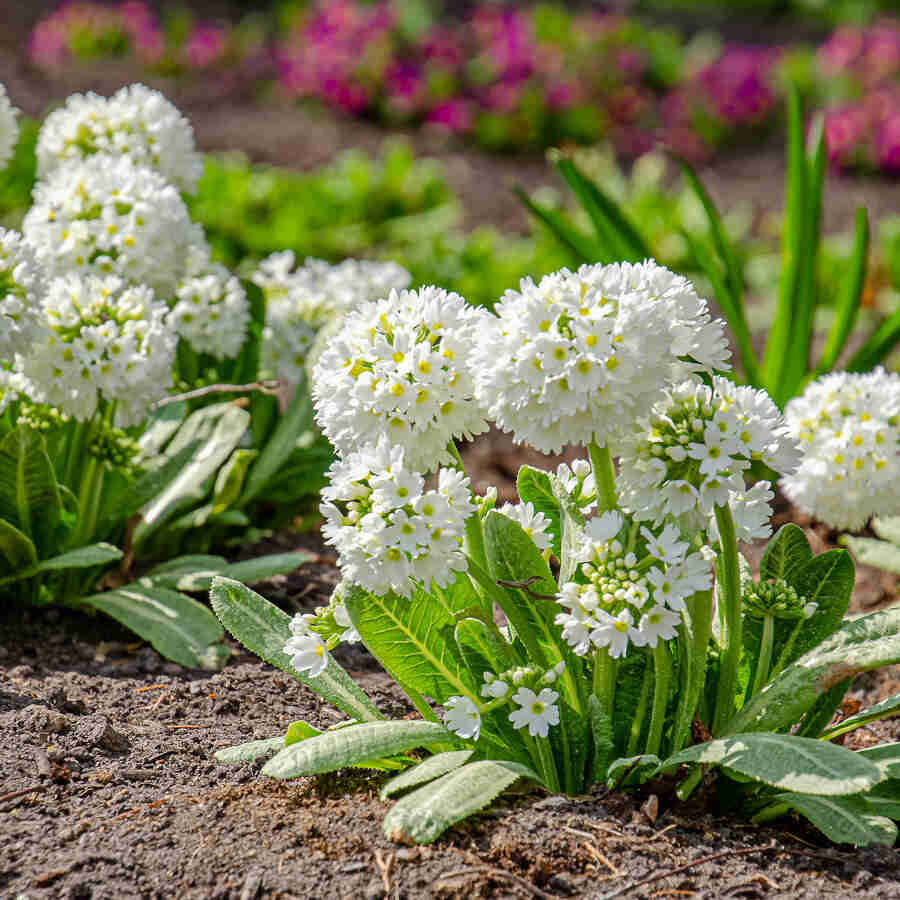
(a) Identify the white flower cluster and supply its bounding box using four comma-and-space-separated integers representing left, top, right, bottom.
320, 439, 476, 598
23, 154, 194, 297
555, 510, 711, 658
253, 253, 411, 382
23, 273, 176, 426
313, 286, 489, 472
36, 84, 203, 193
0, 83, 18, 170
617, 376, 799, 541
0, 228, 45, 360
497, 501, 553, 552
780, 369, 900, 531
283, 613, 329, 677
472, 261, 730, 453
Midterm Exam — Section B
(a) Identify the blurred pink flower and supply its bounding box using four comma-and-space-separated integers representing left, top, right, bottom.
426, 98, 473, 134
184, 24, 228, 69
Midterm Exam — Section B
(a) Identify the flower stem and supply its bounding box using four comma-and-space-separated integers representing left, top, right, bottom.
63, 420, 88, 490
588, 440, 617, 513
524, 731, 561, 793
646, 643, 672, 757
670, 589, 713, 752
711, 504, 742, 736
592, 647, 617, 720
626, 659, 652, 756
749, 615, 775, 699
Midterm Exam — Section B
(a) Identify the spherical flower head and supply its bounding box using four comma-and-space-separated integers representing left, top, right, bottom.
320, 438, 476, 598
36, 84, 203, 193
313, 286, 489, 472
497, 501, 553, 552
170, 261, 249, 360
743, 578, 815, 621
472, 260, 731, 454
0, 83, 18, 170
508, 686, 560, 738
23, 154, 194, 298
0, 228, 46, 360
443, 695, 481, 740
23, 273, 176, 427
781, 369, 900, 531
555, 511, 711, 659
617, 376, 799, 540
283, 614, 329, 677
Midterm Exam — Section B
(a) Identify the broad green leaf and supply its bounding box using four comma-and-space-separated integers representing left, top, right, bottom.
515, 466, 561, 559
797, 680, 852, 738
210, 576, 382, 722
212, 448, 258, 514
285, 720, 322, 745
23, 543, 122, 576
775, 792, 898, 846
83, 582, 228, 670
383, 759, 536, 844
841, 535, 900, 575
0, 517, 37, 575
857, 742, 900, 778
380, 750, 474, 799
759, 524, 812, 585
176, 552, 312, 592
607, 754, 661, 784
865, 779, 900, 819
284, 720, 410, 772
145, 555, 229, 589
822, 696, 900, 742
661, 733, 882, 796
215, 736, 285, 763
262, 720, 453, 779
138, 400, 188, 457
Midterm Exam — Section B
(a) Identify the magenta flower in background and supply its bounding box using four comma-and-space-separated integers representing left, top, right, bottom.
876, 108, 900, 172
184, 25, 228, 69
818, 26, 865, 74
824, 103, 870, 168
426, 98, 473, 134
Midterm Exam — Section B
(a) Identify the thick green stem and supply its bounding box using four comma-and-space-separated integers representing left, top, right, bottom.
670, 589, 714, 752
524, 731, 561, 793
711, 504, 742, 736
587, 441, 617, 513
63, 420, 89, 490
749, 615, 775, 699
592, 648, 617, 721
646, 643, 672, 758
626, 660, 652, 756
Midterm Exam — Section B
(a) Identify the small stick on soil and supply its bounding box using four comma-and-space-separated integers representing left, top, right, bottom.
374, 849, 394, 895
0, 784, 48, 803
435, 866, 557, 899
146, 691, 170, 711
133, 684, 168, 693
582, 840, 619, 875
599, 839, 777, 900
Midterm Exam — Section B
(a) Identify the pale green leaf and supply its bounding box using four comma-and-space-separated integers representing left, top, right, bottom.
380, 750, 473, 800
215, 736, 285, 763
26, 542, 122, 575
822, 697, 900, 742
775, 792, 898, 846
841, 535, 900, 575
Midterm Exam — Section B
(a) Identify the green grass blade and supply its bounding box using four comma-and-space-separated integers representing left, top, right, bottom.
514, 185, 602, 262
845, 305, 900, 373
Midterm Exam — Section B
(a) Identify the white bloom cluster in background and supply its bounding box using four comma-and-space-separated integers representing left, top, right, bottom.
253, 252, 411, 382
320, 439, 476, 597
472, 261, 730, 453
36, 84, 203, 193
0, 83, 18, 170
617, 376, 799, 541
0, 228, 45, 360
24, 273, 176, 426
781, 369, 900, 530
556, 510, 711, 658
313, 286, 489, 472
23, 154, 194, 297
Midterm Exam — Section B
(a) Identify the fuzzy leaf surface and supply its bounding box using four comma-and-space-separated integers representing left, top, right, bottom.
775, 793, 898, 846
380, 750, 474, 799
215, 736, 285, 763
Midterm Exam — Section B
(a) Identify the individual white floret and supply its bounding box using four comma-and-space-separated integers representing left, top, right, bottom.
24, 155, 194, 297
0, 83, 18, 170
36, 84, 202, 193
0, 228, 46, 361
780, 369, 900, 531
313, 286, 489, 472
283, 615, 329, 677
472, 260, 731, 453
508, 687, 560, 738
23, 273, 176, 426
497, 501, 553, 552
443, 695, 481, 740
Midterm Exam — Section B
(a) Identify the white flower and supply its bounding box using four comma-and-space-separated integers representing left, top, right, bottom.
497, 501, 553, 552
443, 695, 481, 740
617, 376, 799, 538
23, 273, 176, 426
320, 438, 475, 597
23, 155, 194, 297
472, 260, 730, 453
283, 615, 329, 677
313, 286, 489, 472
36, 84, 202, 193
0, 83, 18, 170
633, 605, 682, 647
481, 671, 510, 698
332, 601, 362, 644
780, 369, 900, 531
508, 687, 560, 738
169, 261, 249, 359
0, 228, 46, 361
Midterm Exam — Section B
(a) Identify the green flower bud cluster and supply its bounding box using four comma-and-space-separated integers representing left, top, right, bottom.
89, 422, 141, 475
743, 577, 817, 621
17, 401, 69, 433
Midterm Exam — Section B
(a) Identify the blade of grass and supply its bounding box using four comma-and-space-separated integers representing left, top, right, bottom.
845, 306, 900, 373
514, 185, 604, 262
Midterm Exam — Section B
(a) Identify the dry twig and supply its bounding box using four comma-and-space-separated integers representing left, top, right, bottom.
374, 849, 394, 895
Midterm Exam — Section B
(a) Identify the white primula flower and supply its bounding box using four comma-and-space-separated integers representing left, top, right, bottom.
0, 228, 46, 360
332, 601, 362, 644
481, 671, 510, 698
23, 155, 194, 297
443, 695, 481, 740
617, 376, 799, 539
23, 273, 176, 426
497, 501, 553, 552
253, 253, 411, 382
508, 687, 560, 738
283, 615, 329, 677
0, 83, 18, 170
780, 369, 900, 531
472, 260, 730, 453
169, 261, 249, 359
313, 286, 489, 472
555, 512, 711, 658
320, 438, 475, 597
36, 84, 203, 193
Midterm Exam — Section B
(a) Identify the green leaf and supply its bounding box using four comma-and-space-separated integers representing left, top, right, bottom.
23, 542, 122, 576
857, 742, 900, 778
0, 517, 37, 575
588, 695, 615, 782
210, 576, 382, 722
662, 733, 882, 796
262, 720, 454, 779
864, 778, 900, 819
212, 448, 258, 514
82, 583, 228, 670
515, 466, 561, 559
726, 607, 900, 735
846, 303, 900, 374
514, 186, 601, 262
775, 793, 898, 846
343, 581, 477, 705
607, 754, 661, 784
144, 554, 229, 589
840, 534, 900, 575
285, 720, 323, 745
380, 750, 474, 799
822, 696, 900, 742
382, 759, 535, 844
551, 472, 585, 586
759, 524, 813, 585
215, 736, 285, 763
796, 680, 852, 738
175, 551, 313, 592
